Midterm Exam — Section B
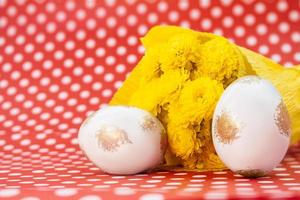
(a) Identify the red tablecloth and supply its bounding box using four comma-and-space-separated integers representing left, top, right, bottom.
1, 0, 300, 199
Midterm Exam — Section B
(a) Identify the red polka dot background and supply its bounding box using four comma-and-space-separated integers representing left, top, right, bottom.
0, 0, 300, 199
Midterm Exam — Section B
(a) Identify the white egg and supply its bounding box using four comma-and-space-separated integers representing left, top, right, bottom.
78, 106, 167, 175
212, 76, 291, 178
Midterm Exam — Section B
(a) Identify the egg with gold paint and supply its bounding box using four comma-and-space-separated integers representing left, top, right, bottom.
78, 106, 167, 175
212, 76, 291, 178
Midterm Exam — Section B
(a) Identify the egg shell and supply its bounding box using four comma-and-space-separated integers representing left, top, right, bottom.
212, 76, 290, 177
78, 106, 167, 175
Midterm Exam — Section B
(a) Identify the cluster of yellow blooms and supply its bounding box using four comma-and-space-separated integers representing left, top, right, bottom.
110, 26, 300, 171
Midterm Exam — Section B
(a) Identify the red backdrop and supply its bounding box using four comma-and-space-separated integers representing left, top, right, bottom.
0, 0, 300, 199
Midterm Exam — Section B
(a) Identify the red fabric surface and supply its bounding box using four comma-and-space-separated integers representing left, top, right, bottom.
1, 0, 300, 199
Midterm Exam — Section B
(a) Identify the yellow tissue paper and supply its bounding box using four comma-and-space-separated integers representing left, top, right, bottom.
110, 26, 300, 171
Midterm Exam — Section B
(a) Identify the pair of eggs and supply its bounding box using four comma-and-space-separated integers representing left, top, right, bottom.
78, 76, 291, 177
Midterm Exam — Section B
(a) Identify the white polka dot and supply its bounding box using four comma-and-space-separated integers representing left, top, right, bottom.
24, 100, 34, 109
269, 34, 280, 44
40, 77, 50, 86
157, 1, 168, 12
3, 63, 12, 72
7, 6, 17, 17
254, 2, 266, 14
66, 20, 77, 31
189, 9, 201, 20
0, 37, 5, 46
75, 49, 85, 59
127, 36, 138, 46
76, 9, 86, 20
211, 6, 222, 18
201, 18, 212, 30
83, 75, 93, 83
63, 112, 73, 119
222, 16, 233, 28
235, 26, 245, 37
2, 101, 12, 110
89, 97, 100, 105
246, 36, 257, 46
291, 32, 300, 43
127, 15, 137, 26
168, 10, 179, 22
277, 0, 288, 12
5, 45, 15, 55
21, 196, 40, 200
35, 33, 46, 43
266, 12, 278, 24
14, 53, 23, 63
96, 47, 106, 57
278, 22, 290, 33
71, 83, 81, 92
73, 67, 83, 76
199, 0, 210, 8
147, 13, 158, 24
55, 32, 65, 42
107, 37, 117, 47
49, 84, 59, 93
116, 64, 126, 73
56, 11, 66, 22
0, 189, 20, 197
79, 195, 101, 200
76, 30, 86, 40
7, 87, 17, 95
80, 90, 90, 98
95, 7, 106, 18
7, 25, 17, 37
45, 99, 55, 107
244, 14, 256, 26
138, 45, 145, 54
36, 13, 47, 24
11, 133, 22, 140
104, 73, 114, 82
114, 81, 123, 89
117, 46, 127, 56
54, 106, 64, 113
76, 104, 87, 112
84, 57, 95, 67
46, 22, 56, 33
258, 45, 269, 54
0, 80, 8, 89
139, 194, 164, 200
0, 17, 8, 29
127, 54, 137, 64
107, 17, 117, 28
178, 0, 189, 10
58, 91, 68, 100
54, 189, 77, 197
86, 39, 96, 49
20, 139, 31, 146
116, 5, 127, 16
116, 26, 127, 37
137, 3, 147, 14
32, 106, 42, 114
102, 89, 112, 97
45, 42, 55, 52
289, 10, 300, 22
106, 56, 116, 65
86, 18, 96, 30
281, 43, 292, 53
256, 24, 267, 35
34, 52, 44, 62
294, 52, 300, 62
16, 35, 26, 45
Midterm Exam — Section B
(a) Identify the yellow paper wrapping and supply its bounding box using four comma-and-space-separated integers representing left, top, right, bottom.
110, 26, 300, 171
